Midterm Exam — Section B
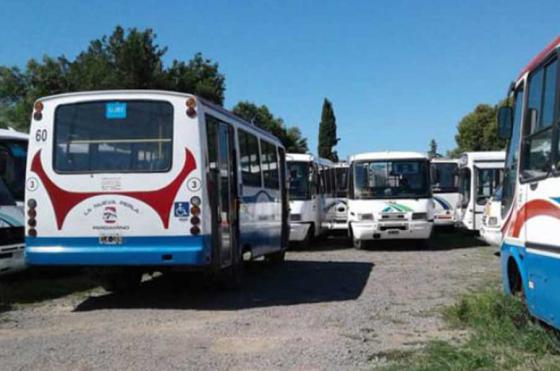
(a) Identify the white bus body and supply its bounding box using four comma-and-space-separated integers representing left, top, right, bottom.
0, 129, 27, 275
24, 91, 288, 290
430, 158, 460, 227
347, 152, 434, 248
455, 152, 505, 232
323, 162, 349, 233
480, 186, 503, 246
287, 153, 323, 244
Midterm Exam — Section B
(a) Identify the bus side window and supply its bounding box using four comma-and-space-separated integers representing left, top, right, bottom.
238, 130, 262, 188
261, 140, 279, 189
522, 59, 557, 179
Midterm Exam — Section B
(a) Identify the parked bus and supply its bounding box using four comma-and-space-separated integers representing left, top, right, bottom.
480, 185, 503, 246
287, 153, 324, 245
455, 152, 505, 232
24, 91, 289, 291
497, 36, 560, 328
347, 152, 434, 249
430, 158, 460, 227
0, 129, 27, 275
323, 161, 349, 234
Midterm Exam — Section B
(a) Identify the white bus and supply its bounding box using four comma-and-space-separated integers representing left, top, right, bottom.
323, 161, 349, 233
430, 158, 460, 227
347, 152, 434, 249
0, 129, 27, 275
24, 90, 289, 291
455, 152, 505, 232
287, 153, 324, 245
497, 36, 560, 329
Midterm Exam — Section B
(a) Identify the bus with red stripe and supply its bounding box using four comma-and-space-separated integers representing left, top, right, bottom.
497, 36, 560, 328
24, 91, 289, 291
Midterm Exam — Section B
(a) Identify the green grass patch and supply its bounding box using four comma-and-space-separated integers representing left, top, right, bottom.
378, 290, 560, 370
0, 269, 98, 312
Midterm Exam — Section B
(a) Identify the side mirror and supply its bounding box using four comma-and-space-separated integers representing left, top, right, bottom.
497, 106, 513, 140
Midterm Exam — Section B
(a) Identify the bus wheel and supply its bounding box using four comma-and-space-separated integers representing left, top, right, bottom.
353, 237, 364, 249
265, 249, 286, 264
508, 259, 525, 302
99, 269, 142, 293
300, 224, 315, 249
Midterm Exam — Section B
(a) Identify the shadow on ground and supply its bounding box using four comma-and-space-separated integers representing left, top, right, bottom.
0, 268, 97, 313
74, 259, 373, 312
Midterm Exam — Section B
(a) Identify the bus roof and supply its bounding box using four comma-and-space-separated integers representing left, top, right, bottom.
431, 158, 460, 164
0, 128, 28, 141
518, 35, 560, 80
35, 90, 283, 145
349, 151, 428, 162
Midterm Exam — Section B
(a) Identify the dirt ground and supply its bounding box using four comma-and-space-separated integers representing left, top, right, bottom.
0, 231, 500, 370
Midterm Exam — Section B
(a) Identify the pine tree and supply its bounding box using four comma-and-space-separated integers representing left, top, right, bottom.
318, 98, 339, 161
428, 139, 438, 158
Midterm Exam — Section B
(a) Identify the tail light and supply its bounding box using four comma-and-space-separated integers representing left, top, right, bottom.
33, 101, 43, 121
27, 198, 37, 237
186, 97, 197, 118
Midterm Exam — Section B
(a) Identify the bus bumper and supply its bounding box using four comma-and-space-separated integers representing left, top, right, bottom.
0, 243, 26, 275
289, 222, 312, 241
351, 221, 433, 240
25, 236, 211, 267
434, 212, 455, 226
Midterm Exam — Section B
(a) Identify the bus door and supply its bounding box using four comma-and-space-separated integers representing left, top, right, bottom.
207, 117, 238, 269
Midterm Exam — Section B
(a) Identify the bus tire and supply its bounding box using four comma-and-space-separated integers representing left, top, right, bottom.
353, 237, 364, 249
265, 249, 286, 264
300, 224, 315, 249
508, 258, 525, 302
99, 269, 142, 293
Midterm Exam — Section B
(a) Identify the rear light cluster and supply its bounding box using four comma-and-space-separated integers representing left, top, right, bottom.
27, 199, 38, 237
190, 196, 201, 235
33, 101, 43, 121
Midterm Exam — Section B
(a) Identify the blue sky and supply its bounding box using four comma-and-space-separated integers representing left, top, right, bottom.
1, 0, 559, 158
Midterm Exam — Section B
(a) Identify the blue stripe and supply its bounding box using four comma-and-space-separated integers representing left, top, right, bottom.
25, 235, 211, 266
433, 196, 450, 210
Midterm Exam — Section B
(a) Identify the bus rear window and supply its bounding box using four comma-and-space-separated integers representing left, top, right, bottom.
54, 100, 173, 173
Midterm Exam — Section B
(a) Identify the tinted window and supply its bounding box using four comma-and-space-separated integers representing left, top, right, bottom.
459, 168, 471, 208
476, 168, 503, 206
0, 140, 27, 201
522, 59, 557, 179
261, 140, 279, 189
335, 167, 348, 197
352, 160, 430, 199
431, 162, 458, 193
0, 177, 15, 206
288, 161, 311, 200
238, 130, 262, 187
502, 87, 524, 218
54, 100, 173, 173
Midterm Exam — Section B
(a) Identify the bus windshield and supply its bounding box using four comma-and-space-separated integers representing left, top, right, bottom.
0, 140, 27, 202
288, 161, 311, 200
0, 177, 15, 206
335, 167, 348, 197
53, 100, 174, 173
431, 162, 458, 193
476, 168, 503, 205
353, 160, 430, 199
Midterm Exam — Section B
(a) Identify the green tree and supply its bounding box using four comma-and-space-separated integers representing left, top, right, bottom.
232, 101, 307, 153
317, 98, 339, 161
0, 26, 225, 131
428, 138, 439, 158
452, 103, 506, 154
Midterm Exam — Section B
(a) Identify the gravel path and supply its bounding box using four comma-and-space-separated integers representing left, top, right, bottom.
0, 233, 499, 370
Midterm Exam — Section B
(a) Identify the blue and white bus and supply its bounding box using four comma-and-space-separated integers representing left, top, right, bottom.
24, 91, 289, 291
498, 36, 560, 328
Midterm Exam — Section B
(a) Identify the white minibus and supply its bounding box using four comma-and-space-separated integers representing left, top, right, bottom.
347, 152, 434, 248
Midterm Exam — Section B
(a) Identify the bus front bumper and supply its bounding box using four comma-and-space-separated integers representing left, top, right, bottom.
434, 211, 455, 226
0, 243, 26, 275
25, 236, 211, 267
289, 222, 312, 241
351, 221, 433, 240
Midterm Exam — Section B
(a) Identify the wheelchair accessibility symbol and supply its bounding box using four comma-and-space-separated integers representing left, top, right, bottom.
174, 202, 190, 218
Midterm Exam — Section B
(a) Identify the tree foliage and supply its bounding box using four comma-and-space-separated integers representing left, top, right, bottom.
428, 138, 439, 158
232, 101, 308, 153
317, 98, 339, 161
450, 103, 506, 157
0, 26, 225, 130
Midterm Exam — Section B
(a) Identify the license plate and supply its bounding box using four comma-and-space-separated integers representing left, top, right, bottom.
99, 235, 123, 245
388, 230, 400, 235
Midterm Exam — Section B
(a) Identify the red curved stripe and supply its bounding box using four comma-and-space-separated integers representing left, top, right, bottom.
31, 149, 196, 230
510, 199, 560, 238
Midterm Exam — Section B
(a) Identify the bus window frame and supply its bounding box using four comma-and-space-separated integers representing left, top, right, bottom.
519, 52, 560, 184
